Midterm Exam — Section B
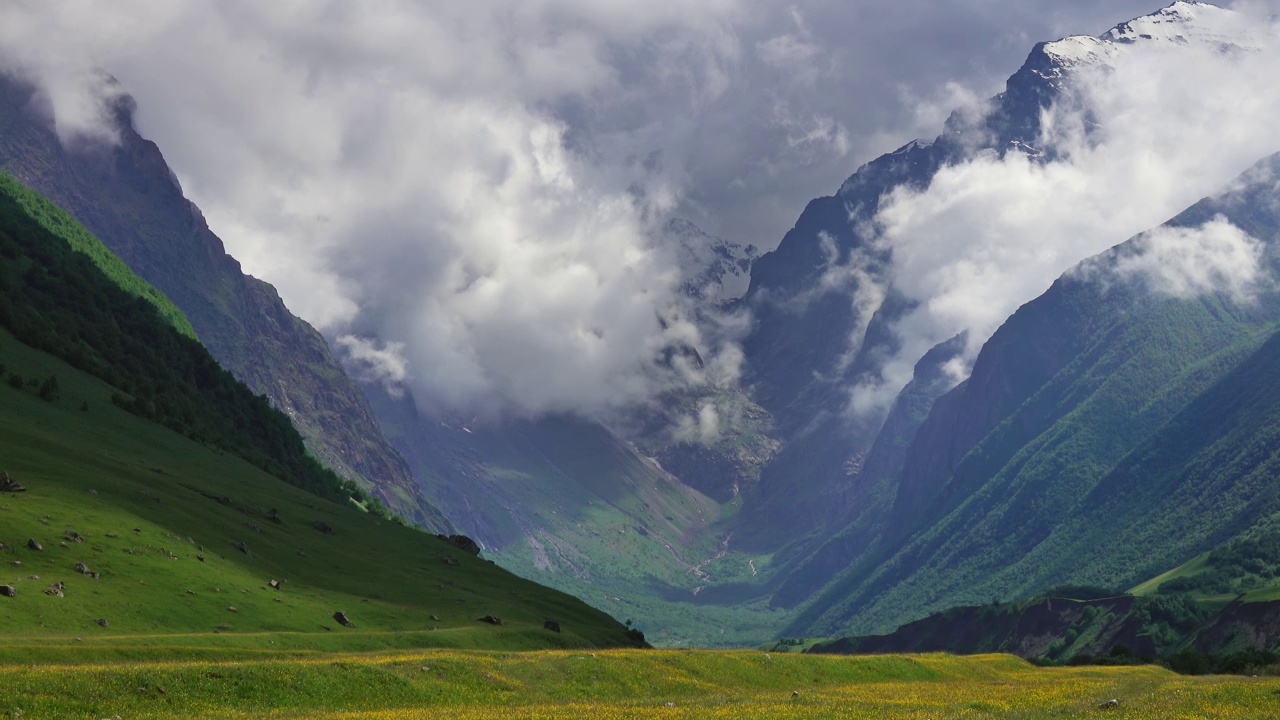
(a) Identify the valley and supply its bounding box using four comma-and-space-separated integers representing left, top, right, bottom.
3, 1, 1280, 716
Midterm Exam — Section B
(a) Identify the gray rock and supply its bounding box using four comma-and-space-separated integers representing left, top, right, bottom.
1099, 699, 1119, 710
333, 611, 353, 627
0, 585, 15, 597
27, 538, 42, 551
233, 541, 252, 556
44, 582, 64, 597
94, 618, 109, 628
0, 472, 25, 492
313, 521, 334, 535
476, 615, 503, 626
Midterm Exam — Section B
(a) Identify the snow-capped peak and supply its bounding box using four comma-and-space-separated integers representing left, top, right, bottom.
662, 218, 758, 303
1037, 2, 1264, 80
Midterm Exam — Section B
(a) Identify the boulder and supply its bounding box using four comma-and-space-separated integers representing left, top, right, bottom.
44, 582, 64, 597
0, 585, 15, 597
65, 531, 85, 544
233, 541, 252, 556
333, 611, 353, 627
0, 472, 25, 492
477, 615, 504, 626
448, 534, 482, 556
94, 618, 109, 628
27, 538, 42, 551
269, 579, 281, 590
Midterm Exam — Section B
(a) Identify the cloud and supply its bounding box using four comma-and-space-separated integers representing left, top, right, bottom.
845, 2, 1280, 418
0, 0, 1179, 422
1107, 217, 1269, 303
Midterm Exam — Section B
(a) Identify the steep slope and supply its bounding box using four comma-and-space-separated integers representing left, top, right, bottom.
0, 330, 634, 649
0, 72, 448, 530
789, 153, 1280, 637
0, 177, 635, 650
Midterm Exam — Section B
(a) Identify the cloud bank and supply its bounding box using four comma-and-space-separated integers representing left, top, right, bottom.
0, 0, 1191, 421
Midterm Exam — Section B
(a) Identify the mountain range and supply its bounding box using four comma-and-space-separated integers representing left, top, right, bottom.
2, 0, 1279, 657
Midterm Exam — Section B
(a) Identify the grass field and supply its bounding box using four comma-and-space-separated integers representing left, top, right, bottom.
0, 328, 635, 651
2, 649, 1279, 718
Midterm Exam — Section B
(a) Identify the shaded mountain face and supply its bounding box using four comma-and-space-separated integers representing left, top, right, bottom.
786, 152, 1280, 638
0, 73, 450, 532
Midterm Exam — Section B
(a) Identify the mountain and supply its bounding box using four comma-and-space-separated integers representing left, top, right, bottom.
0, 172, 637, 649
783, 151, 1280, 639
0, 72, 449, 531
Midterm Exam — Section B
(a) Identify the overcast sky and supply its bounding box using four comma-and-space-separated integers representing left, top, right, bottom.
1, 1, 1275, 423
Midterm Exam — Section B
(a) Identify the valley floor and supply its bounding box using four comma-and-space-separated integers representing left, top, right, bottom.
2, 647, 1278, 719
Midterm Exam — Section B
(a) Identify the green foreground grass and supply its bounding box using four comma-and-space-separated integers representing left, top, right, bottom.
2, 648, 1279, 719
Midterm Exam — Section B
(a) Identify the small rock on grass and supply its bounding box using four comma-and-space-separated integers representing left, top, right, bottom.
1099, 699, 1119, 710
477, 615, 503, 626
333, 611, 353, 627
94, 618, 108, 628
44, 582, 64, 597
0, 585, 15, 597
26, 539, 41, 551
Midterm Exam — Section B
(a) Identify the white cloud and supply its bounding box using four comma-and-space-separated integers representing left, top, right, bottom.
1109, 217, 1269, 303
0, 0, 1183, 422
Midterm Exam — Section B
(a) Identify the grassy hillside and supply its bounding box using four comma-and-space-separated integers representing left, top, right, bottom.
0, 327, 636, 650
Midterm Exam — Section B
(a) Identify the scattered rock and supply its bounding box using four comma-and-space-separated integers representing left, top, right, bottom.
269, 579, 281, 590
443, 555, 459, 566
267, 508, 282, 524
133, 528, 141, 534
196, 554, 205, 562
122, 548, 133, 555
249, 524, 261, 533
792, 690, 800, 699
26, 575, 37, 580
0, 543, 8, 551
543, 620, 561, 633
233, 541, 252, 557
94, 618, 108, 628
313, 521, 334, 535
44, 582, 64, 597
0, 472, 25, 492
74, 562, 93, 575
476, 615, 503, 626
333, 611, 353, 627
227, 606, 237, 613
65, 531, 85, 544
430, 614, 440, 621
1099, 699, 1119, 710
0, 585, 15, 597
448, 534, 482, 556
105, 533, 117, 538
26, 539, 41, 551
186, 590, 196, 595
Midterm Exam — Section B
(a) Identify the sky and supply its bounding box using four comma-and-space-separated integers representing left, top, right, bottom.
0, 0, 1275, 425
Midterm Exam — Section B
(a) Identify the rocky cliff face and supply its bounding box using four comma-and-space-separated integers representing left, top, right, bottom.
0, 73, 450, 531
